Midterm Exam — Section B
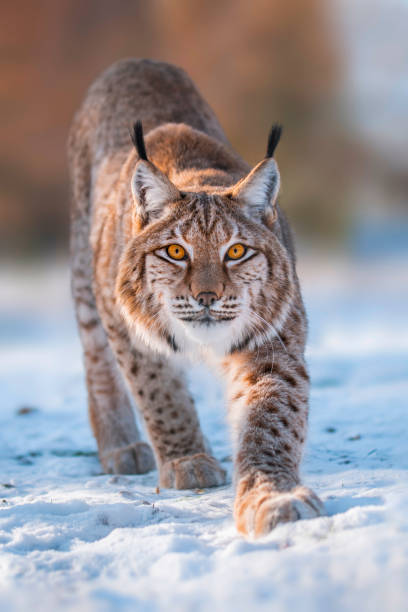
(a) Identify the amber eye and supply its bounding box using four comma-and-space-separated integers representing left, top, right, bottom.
226, 243, 246, 260
166, 244, 186, 260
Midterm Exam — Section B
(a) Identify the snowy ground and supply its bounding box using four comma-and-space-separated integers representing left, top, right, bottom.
0, 255, 407, 612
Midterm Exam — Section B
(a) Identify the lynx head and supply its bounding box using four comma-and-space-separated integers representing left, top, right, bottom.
116, 122, 295, 357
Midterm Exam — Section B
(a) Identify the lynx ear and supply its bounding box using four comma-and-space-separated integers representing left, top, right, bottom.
130, 121, 180, 225
230, 124, 282, 224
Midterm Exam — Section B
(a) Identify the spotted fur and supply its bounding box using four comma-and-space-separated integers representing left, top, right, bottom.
68, 58, 324, 537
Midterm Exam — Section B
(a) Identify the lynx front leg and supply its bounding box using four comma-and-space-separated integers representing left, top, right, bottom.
225, 347, 324, 537
104, 325, 226, 489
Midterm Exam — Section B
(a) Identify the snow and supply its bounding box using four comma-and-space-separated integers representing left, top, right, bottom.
0, 256, 407, 612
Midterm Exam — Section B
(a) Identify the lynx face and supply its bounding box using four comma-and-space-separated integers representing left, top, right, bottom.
116, 122, 294, 357
117, 187, 295, 357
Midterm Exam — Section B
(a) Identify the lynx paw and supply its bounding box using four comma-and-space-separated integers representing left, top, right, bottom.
160, 453, 227, 489
235, 483, 325, 538
101, 441, 156, 474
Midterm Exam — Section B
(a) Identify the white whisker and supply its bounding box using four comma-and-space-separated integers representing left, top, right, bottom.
250, 310, 288, 354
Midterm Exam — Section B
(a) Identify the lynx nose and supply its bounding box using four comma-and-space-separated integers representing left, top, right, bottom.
195, 292, 218, 308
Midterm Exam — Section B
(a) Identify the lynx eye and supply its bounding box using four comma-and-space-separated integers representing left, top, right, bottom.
166, 244, 186, 260
226, 243, 246, 260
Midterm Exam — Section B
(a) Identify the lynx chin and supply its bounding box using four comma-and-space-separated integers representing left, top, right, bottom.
68, 58, 325, 538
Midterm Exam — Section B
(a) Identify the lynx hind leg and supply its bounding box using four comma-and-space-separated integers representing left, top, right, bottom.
68, 122, 154, 474
71, 265, 155, 474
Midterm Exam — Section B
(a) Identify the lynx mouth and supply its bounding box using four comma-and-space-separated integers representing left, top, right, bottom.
179, 315, 217, 326
174, 309, 241, 348
178, 311, 236, 326
196, 315, 216, 327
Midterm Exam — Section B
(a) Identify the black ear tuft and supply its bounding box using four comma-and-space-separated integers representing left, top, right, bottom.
266, 124, 283, 158
131, 120, 148, 161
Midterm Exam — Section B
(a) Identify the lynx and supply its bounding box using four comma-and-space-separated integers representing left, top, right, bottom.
68, 58, 324, 537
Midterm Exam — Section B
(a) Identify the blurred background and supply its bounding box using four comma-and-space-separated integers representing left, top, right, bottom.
1, 0, 407, 259
1, 8, 407, 604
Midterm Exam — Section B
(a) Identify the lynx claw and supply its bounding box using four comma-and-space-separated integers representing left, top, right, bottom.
160, 452, 227, 489
101, 441, 156, 474
235, 483, 325, 538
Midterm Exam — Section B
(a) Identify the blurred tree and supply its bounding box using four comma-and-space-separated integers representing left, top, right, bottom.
0, 0, 357, 255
